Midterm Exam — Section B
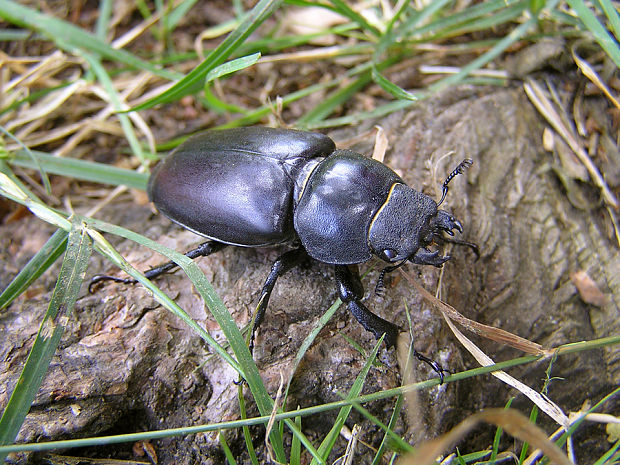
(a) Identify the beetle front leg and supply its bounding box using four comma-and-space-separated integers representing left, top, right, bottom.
89, 240, 226, 292
250, 247, 308, 353
410, 247, 451, 267
334, 265, 401, 348
434, 235, 480, 259
335, 265, 448, 382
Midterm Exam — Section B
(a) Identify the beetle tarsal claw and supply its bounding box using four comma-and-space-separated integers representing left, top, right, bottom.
413, 349, 449, 384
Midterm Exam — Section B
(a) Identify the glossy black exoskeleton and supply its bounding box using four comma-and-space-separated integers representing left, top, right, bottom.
93, 127, 475, 381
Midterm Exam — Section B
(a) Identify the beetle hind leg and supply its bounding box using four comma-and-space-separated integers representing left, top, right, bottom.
89, 240, 226, 292
334, 265, 401, 348
249, 247, 308, 353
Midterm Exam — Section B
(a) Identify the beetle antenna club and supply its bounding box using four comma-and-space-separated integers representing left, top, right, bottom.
436, 158, 473, 207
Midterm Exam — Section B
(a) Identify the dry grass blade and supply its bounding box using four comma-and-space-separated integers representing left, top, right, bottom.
340, 424, 361, 465
401, 269, 570, 428
2, 27, 163, 158
401, 269, 546, 355
442, 313, 569, 428
371, 125, 388, 162
5, 80, 85, 131
258, 45, 366, 64
264, 370, 285, 464
395, 333, 422, 435
398, 409, 572, 465
572, 49, 620, 109
523, 79, 619, 209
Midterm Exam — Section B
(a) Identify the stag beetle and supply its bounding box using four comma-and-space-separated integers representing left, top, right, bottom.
92, 127, 474, 380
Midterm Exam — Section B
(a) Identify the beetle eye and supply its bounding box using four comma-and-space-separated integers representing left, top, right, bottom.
383, 249, 397, 261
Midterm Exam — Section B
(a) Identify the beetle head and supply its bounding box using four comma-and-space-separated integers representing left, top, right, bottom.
370, 159, 472, 295
368, 158, 472, 266
368, 183, 439, 263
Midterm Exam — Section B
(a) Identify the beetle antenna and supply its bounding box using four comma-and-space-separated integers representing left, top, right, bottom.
437, 158, 473, 207
375, 259, 407, 296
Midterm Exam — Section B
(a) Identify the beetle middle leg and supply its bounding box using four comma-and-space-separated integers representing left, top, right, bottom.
335, 265, 447, 382
249, 247, 308, 353
89, 240, 227, 292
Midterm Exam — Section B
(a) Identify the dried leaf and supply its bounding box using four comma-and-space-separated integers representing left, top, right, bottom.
398, 409, 571, 465
570, 270, 606, 307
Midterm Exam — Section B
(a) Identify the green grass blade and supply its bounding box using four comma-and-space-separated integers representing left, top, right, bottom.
397, 0, 454, 39
219, 431, 237, 465
426, 8, 543, 94
205, 52, 261, 82
0, 220, 92, 459
297, 72, 372, 126
518, 404, 539, 462
312, 337, 383, 464
1, 126, 52, 196
0, 0, 178, 80
328, 0, 381, 37
554, 386, 620, 450
283, 299, 342, 403
290, 411, 302, 465
203, 84, 250, 114
412, 0, 528, 40
131, 0, 282, 111
8, 149, 149, 190
347, 399, 413, 456
0, 29, 30, 41
85, 217, 287, 462
216, 70, 356, 129
592, 439, 620, 465
167, 0, 202, 31
566, 0, 620, 67
201, 52, 262, 113
95, 0, 113, 40
596, 0, 620, 40
490, 398, 514, 462
370, 395, 406, 465
371, 66, 417, 101
237, 383, 259, 465
0, 229, 68, 310
285, 419, 322, 464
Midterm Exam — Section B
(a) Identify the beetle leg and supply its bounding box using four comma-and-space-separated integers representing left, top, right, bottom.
334, 265, 401, 348
89, 240, 226, 292
249, 247, 308, 353
336, 266, 448, 382
410, 248, 450, 267
434, 235, 480, 259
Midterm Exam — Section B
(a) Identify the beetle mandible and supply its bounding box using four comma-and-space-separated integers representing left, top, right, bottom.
92, 127, 473, 379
